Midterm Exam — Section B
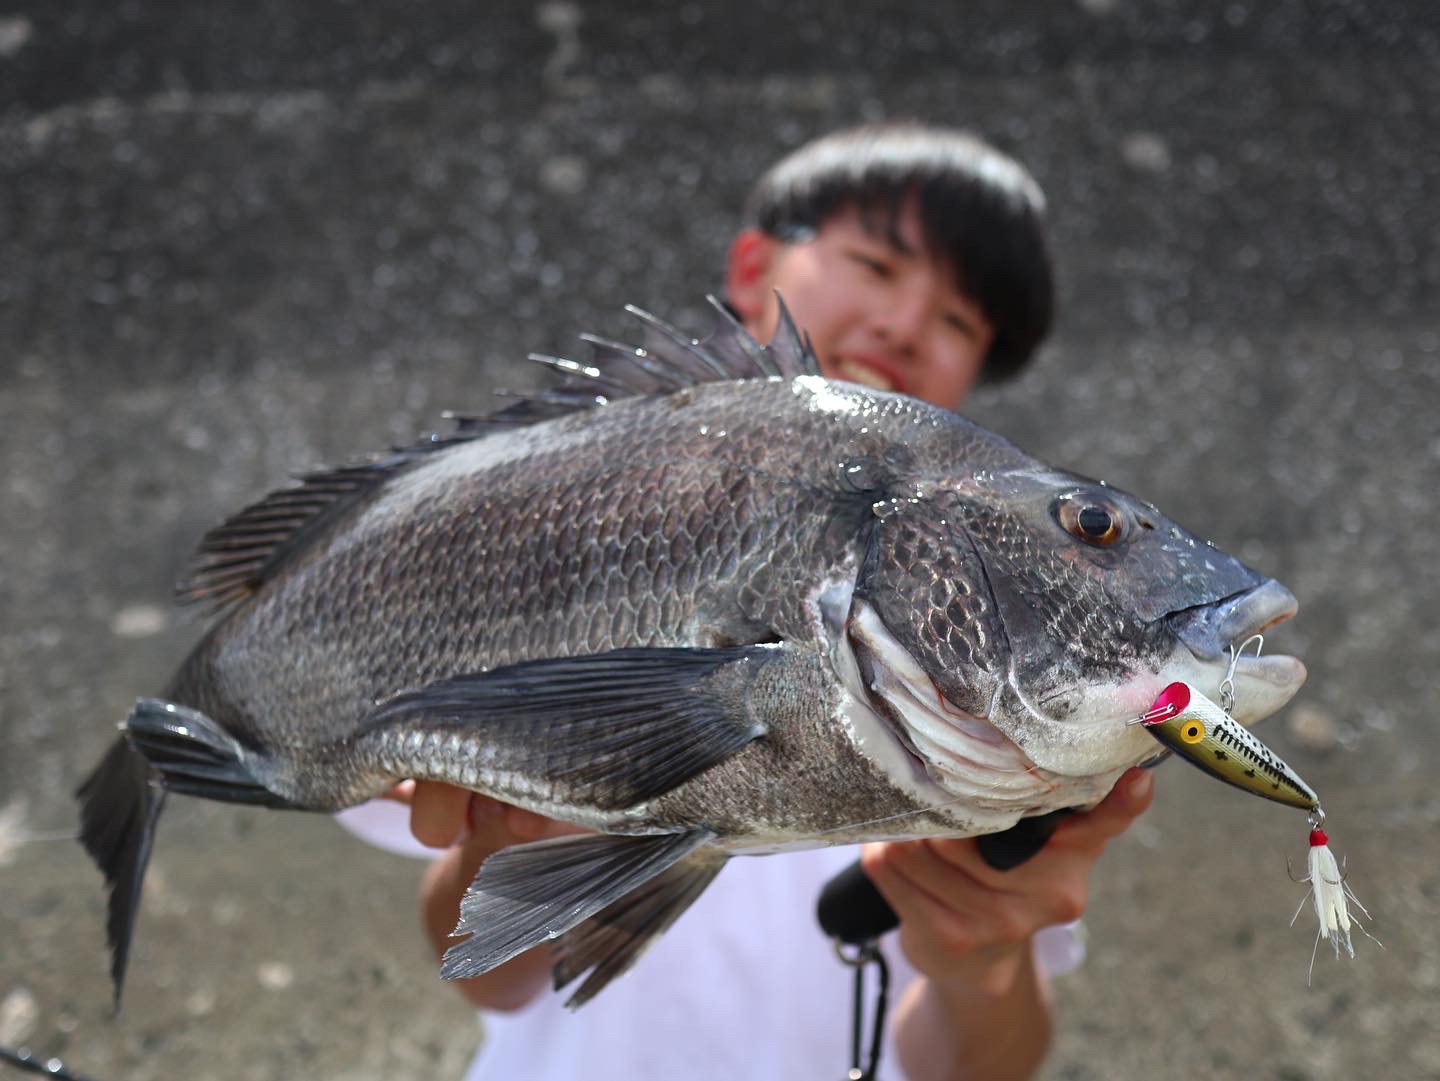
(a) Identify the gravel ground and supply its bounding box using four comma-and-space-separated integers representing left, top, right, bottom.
1, 2, 1437, 1078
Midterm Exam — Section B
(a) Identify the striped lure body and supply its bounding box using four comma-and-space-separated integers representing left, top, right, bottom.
1139, 682, 1320, 812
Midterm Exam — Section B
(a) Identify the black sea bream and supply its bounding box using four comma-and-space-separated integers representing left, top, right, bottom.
78, 301, 1305, 1007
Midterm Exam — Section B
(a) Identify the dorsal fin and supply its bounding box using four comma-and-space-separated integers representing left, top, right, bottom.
177, 297, 815, 613
451, 294, 819, 434
175, 446, 443, 613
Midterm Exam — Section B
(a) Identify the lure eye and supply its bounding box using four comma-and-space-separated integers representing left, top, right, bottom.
1180, 719, 1206, 744
1056, 496, 1126, 547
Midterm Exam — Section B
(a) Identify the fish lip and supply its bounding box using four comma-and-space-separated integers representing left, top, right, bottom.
1170, 579, 1299, 662
1230, 652, 1308, 689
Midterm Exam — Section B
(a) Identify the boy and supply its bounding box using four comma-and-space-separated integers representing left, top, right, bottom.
355, 122, 1155, 1080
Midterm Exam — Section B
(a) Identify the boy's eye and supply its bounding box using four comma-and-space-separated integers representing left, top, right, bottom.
846, 250, 892, 278
943, 312, 980, 339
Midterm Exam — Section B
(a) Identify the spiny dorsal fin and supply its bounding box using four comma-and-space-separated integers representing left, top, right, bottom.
451, 293, 818, 434
177, 297, 816, 612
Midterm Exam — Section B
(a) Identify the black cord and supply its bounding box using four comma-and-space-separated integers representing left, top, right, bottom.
842, 942, 890, 1081
848, 947, 866, 1071
0, 1043, 102, 1081
865, 945, 890, 1080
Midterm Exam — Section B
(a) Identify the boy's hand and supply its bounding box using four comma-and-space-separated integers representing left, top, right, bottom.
861, 768, 1156, 994
399, 782, 581, 1011
383, 780, 575, 850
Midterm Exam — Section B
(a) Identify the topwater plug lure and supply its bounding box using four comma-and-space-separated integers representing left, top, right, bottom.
1128, 637, 1375, 977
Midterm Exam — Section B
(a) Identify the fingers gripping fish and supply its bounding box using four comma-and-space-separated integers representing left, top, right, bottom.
75, 297, 1307, 1010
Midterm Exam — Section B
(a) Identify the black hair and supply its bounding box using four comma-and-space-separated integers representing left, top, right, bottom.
742, 121, 1054, 382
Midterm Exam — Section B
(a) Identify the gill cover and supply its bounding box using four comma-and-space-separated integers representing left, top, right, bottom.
851, 488, 1007, 721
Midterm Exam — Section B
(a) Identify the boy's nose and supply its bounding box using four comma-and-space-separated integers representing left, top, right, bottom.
872, 288, 931, 355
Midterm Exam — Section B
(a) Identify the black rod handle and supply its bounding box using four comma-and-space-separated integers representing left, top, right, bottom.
816, 810, 1074, 944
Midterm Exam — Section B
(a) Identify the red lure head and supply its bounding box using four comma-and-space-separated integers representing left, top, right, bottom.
1142, 681, 1192, 726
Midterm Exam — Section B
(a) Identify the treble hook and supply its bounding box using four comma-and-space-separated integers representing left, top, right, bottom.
1219, 633, 1265, 714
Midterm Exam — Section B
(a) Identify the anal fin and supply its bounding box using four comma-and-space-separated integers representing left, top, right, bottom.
553, 846, 728, 1008
441, 829, 716, 984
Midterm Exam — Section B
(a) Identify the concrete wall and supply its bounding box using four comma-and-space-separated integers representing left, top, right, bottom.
1, 2, 1436, 1078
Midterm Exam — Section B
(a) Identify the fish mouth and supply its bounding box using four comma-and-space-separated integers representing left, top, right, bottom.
997, 579, 1308, 778
1169, 578, 1307, 706
1171, 579, 1299, 662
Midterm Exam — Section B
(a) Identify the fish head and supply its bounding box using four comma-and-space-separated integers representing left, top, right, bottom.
847, 457, 1306, 803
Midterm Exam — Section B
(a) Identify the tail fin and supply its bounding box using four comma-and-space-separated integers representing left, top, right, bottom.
76, 699, 297, 1007
75, 736, 165, 1009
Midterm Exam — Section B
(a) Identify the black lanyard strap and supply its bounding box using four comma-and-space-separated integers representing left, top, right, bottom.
833, 940, 890, 1081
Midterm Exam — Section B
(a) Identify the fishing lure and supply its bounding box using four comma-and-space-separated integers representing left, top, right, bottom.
1131, 680, 1320, 811
1129, 648, 1372, 975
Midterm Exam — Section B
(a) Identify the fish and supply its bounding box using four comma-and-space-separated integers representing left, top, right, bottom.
76, 298, 1307, 1009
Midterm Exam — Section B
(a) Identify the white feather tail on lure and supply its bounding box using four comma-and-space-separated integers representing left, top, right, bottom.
1306, 827, 1354, 957
1293, 821, 1377, 982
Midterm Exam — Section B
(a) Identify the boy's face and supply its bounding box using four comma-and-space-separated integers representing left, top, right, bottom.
726, 201, 995, 411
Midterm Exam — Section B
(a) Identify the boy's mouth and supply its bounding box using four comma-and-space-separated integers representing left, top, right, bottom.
833, 356, 902, 395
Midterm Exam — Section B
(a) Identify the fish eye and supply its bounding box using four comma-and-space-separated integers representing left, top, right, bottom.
1055, 496, 1126, 547
1180, 719, 1206, 744
1078, 507, 1113, 537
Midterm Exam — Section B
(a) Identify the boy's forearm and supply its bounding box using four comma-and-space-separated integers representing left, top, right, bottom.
420, 841, 553, 1012
893, 939, 1052, 1081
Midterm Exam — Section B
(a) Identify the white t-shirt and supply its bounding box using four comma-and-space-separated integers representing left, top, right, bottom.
335, 802, 1083, 1081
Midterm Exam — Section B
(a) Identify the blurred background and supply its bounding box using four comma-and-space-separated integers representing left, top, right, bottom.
1, 1, 1436, 1078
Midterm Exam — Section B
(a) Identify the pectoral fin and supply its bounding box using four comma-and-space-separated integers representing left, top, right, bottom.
365, 645, 777, 810
441, 829, 717, 984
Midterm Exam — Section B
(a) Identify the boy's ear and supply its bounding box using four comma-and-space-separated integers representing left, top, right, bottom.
724, 228, 781, 327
